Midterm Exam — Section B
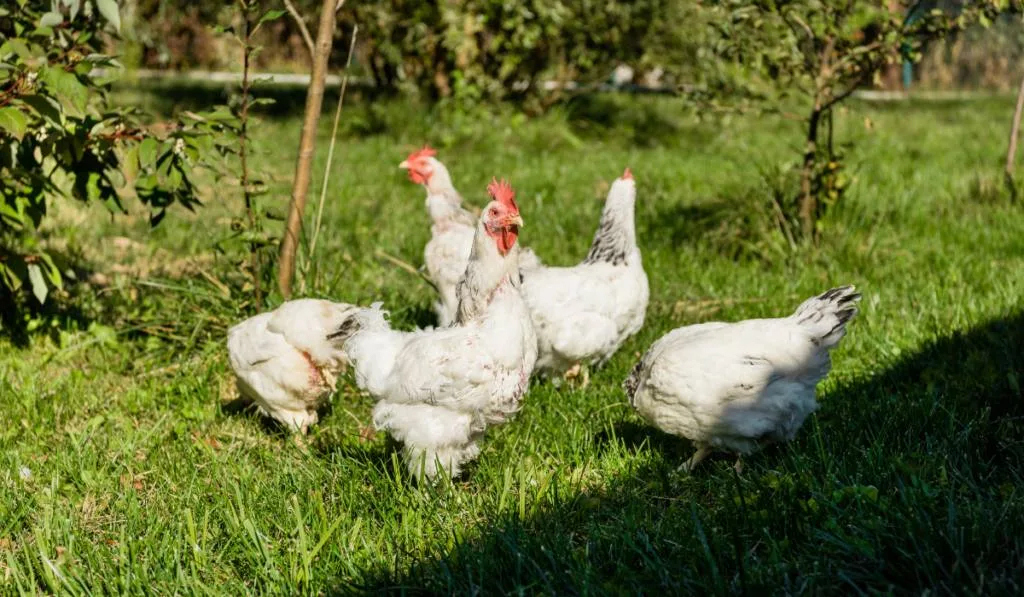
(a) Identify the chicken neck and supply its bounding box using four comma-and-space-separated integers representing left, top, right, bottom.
583, 191, 637, 266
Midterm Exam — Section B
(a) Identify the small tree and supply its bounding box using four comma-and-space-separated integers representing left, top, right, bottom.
277, 0, 338, 299
697, 0, 1010, 242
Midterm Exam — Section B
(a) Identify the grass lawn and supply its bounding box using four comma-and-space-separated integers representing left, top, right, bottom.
2, 90, 1023, 594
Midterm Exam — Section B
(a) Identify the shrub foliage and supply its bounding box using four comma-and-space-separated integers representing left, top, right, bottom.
0, 0, 232, 306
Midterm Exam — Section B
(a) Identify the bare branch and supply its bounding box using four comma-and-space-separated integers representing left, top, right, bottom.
376, 250, 439, 292
1006, 76, 1024, 200
307, 24, 359, 281
786, 11, 814, 41
239, 0, 262, 305
283, 0, 315, 59
336, 0, 346, 13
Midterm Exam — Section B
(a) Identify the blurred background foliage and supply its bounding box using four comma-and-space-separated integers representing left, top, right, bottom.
116, 0, 1024, 96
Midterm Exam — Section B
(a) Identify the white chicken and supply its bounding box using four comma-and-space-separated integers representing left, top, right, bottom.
399, 146, 542, 327
226, 299, 361, 433
624, 286, 862, 472
330, 179, 537, 480
519, 168, 648, 387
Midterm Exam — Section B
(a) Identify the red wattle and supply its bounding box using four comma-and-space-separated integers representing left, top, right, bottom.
497, 228, 518, 255
409, 170, 428, 185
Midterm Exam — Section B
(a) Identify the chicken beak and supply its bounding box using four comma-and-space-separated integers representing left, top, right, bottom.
507, 214, 524, 228
398, 160, 410, 169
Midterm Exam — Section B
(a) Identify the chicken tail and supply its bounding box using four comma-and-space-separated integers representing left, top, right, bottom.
791, 286, 862, 349
622, 354, 649, 407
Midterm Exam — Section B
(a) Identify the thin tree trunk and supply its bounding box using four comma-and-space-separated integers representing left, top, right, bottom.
880, 0, 903, 90
240, 2, 261, 305
278, 0, 338, 298
1005, 75, 1024, 201
799, 104, 822, 241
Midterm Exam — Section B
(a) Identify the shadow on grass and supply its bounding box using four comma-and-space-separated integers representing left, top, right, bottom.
348, 311, 1024, 594
313, 432, 400, 476
0, 288, 95, 349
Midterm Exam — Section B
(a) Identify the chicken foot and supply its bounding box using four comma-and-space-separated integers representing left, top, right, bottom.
563, 363, 591, 389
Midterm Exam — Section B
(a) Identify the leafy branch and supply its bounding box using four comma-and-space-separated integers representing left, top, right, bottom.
0, 1, 233, 308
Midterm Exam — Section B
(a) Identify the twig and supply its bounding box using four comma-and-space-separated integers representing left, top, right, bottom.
677, 295, 792, 309
308, 25, 359, 273
1005, 75, 1024, 201
375, 249, 438, 292
336, 0, 347, 12
671, 294, 804, 318
196, 268, 232, 298
239, 0, 263, 306
282, 0, 315, 59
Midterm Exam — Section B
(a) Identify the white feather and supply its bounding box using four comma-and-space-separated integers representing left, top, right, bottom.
626, 287, 861, 459
226, 299, 360, 432
343, 211, 537, 480
521, 176, 649, 376
413, 156, 543, 326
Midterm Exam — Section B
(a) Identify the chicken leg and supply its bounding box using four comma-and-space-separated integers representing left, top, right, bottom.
678, 445, 712, 473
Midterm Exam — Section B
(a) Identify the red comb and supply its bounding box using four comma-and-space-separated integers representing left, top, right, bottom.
622, 167, 633, 180
487, 178, 517, 208
405, 145, 437, 162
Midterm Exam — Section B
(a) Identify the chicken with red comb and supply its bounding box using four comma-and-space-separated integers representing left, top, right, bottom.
483, 178, 522, 256
519, 168, 648, 388
330, 178, 536, 481
399, 147, 543, 327
398, 146, 440, 186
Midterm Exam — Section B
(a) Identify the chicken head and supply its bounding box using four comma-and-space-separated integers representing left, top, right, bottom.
399, 146, 437, 185
483, 178, 524, 255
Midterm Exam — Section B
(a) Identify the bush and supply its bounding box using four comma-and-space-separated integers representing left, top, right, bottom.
343, 0, 702, 109
0, 0, 231, 309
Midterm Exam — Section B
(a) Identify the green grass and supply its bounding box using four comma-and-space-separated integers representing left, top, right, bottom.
2, 91, 1024, 594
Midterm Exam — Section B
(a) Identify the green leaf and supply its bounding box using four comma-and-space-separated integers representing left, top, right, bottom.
0, 38, 35, 60
0, 263, 20, 293
39, 12, 63, 28
39, 66, 88, 118
121, 142, 140, 181
21, 94, 63, 125
65, 0, 82, 21
37, 253, 63, 289
257, 9, 287, 27
95, 0, 121, 33
27, 263, 48, 303
138, 137, 158, 166
0, 106, 28, 140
